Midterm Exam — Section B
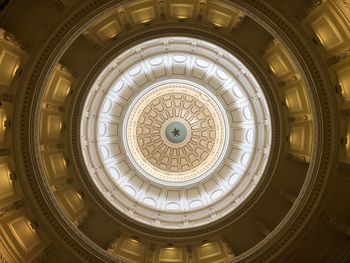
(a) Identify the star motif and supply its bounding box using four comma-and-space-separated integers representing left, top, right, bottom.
172, 127, 181, 137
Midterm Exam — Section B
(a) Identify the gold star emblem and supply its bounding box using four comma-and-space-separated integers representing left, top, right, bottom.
172, 128, 181, 137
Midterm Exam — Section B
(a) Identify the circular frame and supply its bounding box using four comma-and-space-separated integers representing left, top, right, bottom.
122, 80, 229, 184
78, 34, 273, 229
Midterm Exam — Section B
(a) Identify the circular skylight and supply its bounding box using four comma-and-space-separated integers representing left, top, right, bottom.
81, 37, 271, 229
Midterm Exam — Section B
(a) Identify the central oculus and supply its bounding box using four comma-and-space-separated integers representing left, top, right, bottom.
124, 82, 228, 182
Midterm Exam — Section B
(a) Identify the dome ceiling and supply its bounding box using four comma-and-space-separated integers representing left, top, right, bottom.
0, 0, 349, 262
81, 36, 271, 228
127, 82, 226, 181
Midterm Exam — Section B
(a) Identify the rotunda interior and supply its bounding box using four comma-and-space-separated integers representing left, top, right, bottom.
0, 0, 349, 262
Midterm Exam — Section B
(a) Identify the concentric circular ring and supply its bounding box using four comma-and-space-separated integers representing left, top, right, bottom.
81, 36, 271, 228
12, 0, 339, 260
125, 82, 227, 182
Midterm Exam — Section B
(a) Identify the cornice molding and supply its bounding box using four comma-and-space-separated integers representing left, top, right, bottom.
0, 241, 15, 263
